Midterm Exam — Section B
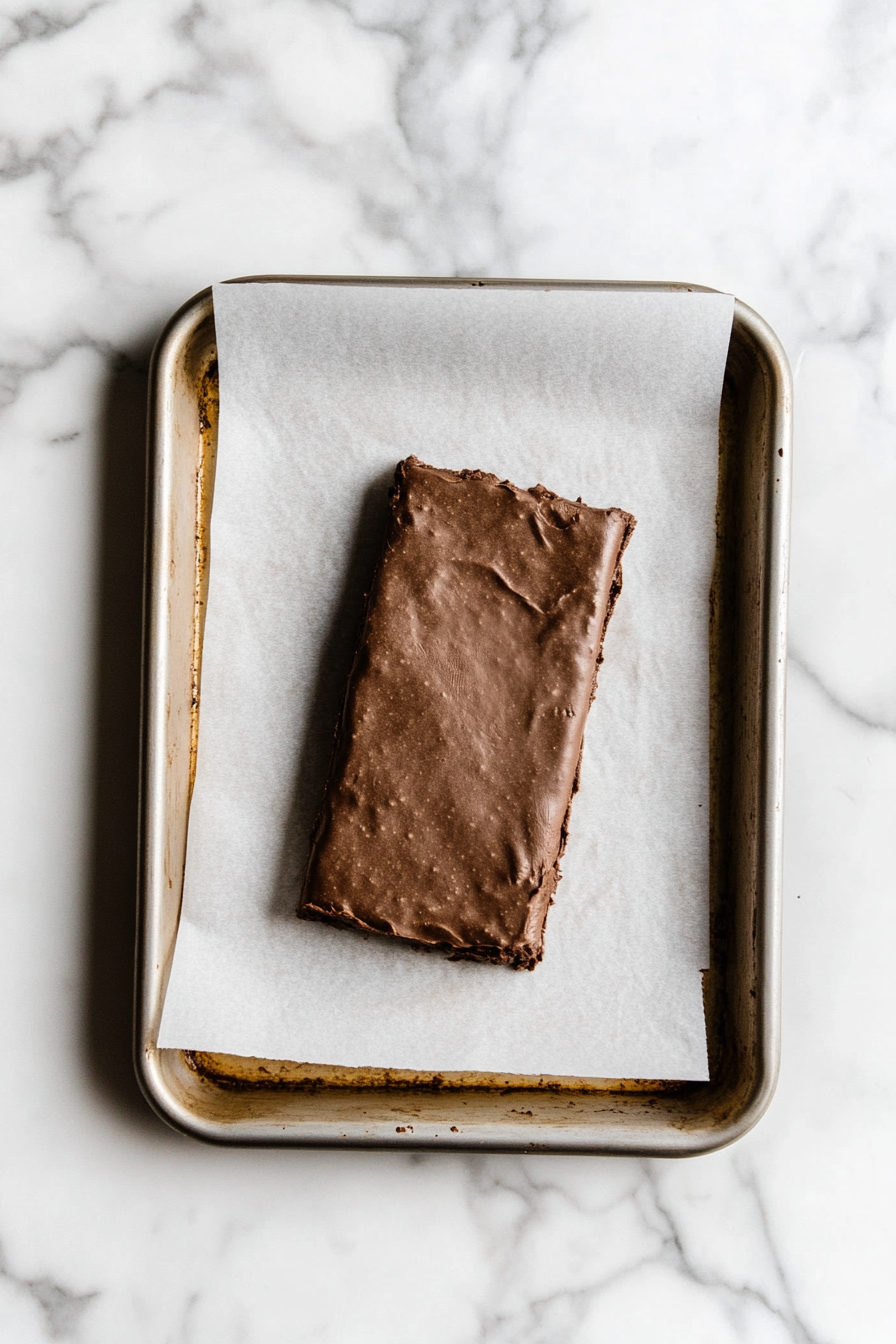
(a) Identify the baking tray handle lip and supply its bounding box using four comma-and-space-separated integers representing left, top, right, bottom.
130, 1045, 783, 1155
736, 292, 790, 1131
136, 284, 217, 1128
219, 273, 726, 293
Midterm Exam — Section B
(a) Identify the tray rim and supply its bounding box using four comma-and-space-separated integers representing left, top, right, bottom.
136, 276, 791, 1154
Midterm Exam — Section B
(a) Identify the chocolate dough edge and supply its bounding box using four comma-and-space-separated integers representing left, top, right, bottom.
298, 456, 636, 971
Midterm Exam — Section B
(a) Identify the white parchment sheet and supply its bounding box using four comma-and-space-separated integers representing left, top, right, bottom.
159, 282, 734, 1080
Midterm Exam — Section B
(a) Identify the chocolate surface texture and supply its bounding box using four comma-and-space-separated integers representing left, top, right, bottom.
298, 457, 635, 969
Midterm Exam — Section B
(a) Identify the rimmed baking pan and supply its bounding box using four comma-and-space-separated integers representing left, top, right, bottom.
136, 277, 791, 1154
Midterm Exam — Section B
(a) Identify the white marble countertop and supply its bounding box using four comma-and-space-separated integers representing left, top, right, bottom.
1, 2, 894, 1340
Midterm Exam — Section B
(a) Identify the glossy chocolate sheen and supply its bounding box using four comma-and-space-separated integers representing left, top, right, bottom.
298, 457, 635, 970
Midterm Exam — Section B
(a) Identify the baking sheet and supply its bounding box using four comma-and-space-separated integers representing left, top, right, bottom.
158, 281, 734, 1080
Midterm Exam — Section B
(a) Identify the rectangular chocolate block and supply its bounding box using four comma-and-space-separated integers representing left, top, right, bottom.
299, 457, 635, 969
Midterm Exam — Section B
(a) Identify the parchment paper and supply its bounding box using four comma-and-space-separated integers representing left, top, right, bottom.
158, 281, 734, 1080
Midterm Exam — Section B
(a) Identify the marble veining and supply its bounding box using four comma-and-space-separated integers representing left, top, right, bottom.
0, 1242, 97, 1340
1, 1, 894, 1341
455, 1157, 824, 1343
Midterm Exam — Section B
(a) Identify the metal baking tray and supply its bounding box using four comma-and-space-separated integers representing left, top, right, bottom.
136, 277, 791, 1154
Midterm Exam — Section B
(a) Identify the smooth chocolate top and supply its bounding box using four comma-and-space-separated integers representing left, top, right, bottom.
299, 457, 635, 969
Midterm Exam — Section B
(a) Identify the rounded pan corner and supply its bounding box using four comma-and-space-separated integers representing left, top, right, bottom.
672, 1075, 781, 1160
132, 1042, 197, 1140
133, 1043, 238, 1145
731, 298, 794, 403
148, 286, 215, 391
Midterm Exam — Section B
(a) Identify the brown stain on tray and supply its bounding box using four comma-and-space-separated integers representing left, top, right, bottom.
189, 357, 218, 794
185, 1050, 698, 1096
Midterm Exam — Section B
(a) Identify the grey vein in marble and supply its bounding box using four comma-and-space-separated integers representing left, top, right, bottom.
0, 3, 108, 62
0, 1243, 97, 1340
789, 651, 896, 736
455, 1156, 829, 1344
331, 0, 578, 273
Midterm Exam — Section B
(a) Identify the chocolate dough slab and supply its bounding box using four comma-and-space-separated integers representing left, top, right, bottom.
298, 457, 635, 970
